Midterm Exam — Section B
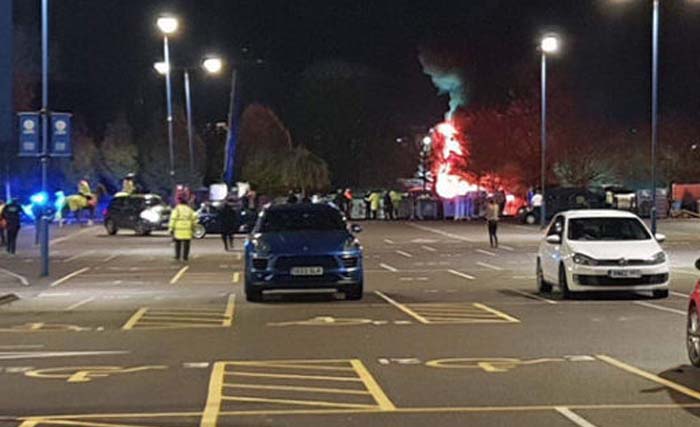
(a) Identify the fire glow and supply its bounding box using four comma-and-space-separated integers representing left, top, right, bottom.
431, 121, 479, 199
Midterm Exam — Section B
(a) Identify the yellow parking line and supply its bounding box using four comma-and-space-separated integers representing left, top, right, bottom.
223, 383, 371, 395
200, 362, 226, 427
227, 371, 363, 382
169, 266, 189, 284
596, 354, 700, 401
220, 395, 377, 409
121, 308, 148, 330
374, 291, 430, 324
350, 359, 396, 411
473, 303, 520, 323
231, 272, 240, 283
222, 294, 235, 327
229, 362, 354, 372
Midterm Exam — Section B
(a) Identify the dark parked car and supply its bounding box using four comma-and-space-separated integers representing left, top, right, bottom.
520, 188, 606, 225
244, 203, 364, 302
193, 203, 258, 239
104, 194, 170, 236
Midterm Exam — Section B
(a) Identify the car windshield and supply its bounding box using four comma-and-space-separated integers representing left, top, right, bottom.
258, 209, 345, 232
568, 217, 651, 241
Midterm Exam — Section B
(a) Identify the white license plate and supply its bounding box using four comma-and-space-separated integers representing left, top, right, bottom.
609, 269, 642, 278
290, 266, 324, 276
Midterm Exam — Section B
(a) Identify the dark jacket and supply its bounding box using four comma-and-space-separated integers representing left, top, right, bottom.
1, 203, 21, 230
220, 203, 238, 234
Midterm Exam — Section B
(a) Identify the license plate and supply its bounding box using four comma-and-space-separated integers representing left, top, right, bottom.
609, 269, 642, 278
290, 266, 324, 276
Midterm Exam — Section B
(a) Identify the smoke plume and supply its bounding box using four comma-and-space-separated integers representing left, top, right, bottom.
418, 47, 468, 119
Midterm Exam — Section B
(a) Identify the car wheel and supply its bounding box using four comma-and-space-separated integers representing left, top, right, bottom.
653, 289, 669, 299
244, 279, 263, 302
105, 219, 118, 235
559, 265, 573, 299
346, 282, 363, 300
194, 224, 206, 239
525, 213, 536, 225
688, 305, 700, 367
134, 222, 148, 236
537, 259, 552, 294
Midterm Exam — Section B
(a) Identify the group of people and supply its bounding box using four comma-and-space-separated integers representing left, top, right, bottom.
365, 190, 404, 220
0, 198, 21, 255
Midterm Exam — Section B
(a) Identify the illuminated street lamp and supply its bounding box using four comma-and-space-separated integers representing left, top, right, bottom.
202, 57, 223, 74
539, 33, 560, 228
153, 61, 169, 75
156, 15, 179, 184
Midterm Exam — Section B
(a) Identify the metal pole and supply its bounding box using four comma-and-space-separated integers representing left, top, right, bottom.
540, 52, 547, 228
223, 69, 238, 184
184, 69, 195, 177
650, 0, 659, 234
40, 0, 49, 277
163, 35, 176, 185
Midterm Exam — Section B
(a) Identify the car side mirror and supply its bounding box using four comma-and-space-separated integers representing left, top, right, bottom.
695, 258, 700, 271
350, 224, 363, 233
546, 234, 561, 244
654, 233, 666, 243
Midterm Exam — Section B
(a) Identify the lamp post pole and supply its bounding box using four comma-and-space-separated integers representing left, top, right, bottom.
39, 0, 50, 276
540, 51, 547, 229
162, 35, 176, 185
183, 69, 195, 177
650, 0, 660, 234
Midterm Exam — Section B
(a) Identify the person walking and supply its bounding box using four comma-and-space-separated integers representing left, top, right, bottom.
220, 200, 238, 252
486, 198, 500, 249
168, 197, 198, 262
0, 199, 6, 247
1, 199, 21, 255
383, 191, 394, 220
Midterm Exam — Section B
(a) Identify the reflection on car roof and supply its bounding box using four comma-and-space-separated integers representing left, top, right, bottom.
266, 203, 337, 212
562, 209, 639, 219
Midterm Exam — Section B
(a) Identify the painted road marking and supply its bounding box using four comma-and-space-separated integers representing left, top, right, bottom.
422, 245, 437, 252
63, 250, 95, 263
634, 301, 685, 316
499, 245, 515, 251
0, 323, 94, 333
476, 261, 503, 271
49, 227, 95, 246
508, 288, 557, 305
597, 354, 700, 401
65, 297, 95, 311
122, 294, 235, 330
374, 291, 430, 324
268, 316, 412, 327
25, 365, 167, 383
169, 266, 190, 284
0, 350, 127, 360
670, 291, 688, 298
425, 357, 576, 373
201, 359, 394, 425
555, 407, 599, 427
476, 249, 496, 257
384, 239, 395, 244
407, 223, 477, 242
102, 254, 119, 263
379, 263, 398, 272
49, 267, 91, 288
0, 268, 30, 286
396, 250, 413, 258
231, 272, 240, 283
447, 269, 476, 280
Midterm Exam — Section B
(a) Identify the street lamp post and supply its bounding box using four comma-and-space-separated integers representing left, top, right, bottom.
650, 0, 659, 234
39, 0, 50, 276
183, 69, 195, 176
540, 34, 560, 228
156, 16, 178, 185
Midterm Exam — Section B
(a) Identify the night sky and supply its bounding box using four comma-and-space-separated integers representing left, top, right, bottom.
13, 0, 700, 133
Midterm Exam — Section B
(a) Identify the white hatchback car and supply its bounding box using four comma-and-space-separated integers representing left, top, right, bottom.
536, 210, 669, 298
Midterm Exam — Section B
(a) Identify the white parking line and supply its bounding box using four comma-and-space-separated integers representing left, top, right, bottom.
374, 291, 429, 324
499, 245, 514, 251
475, 249, 496, 257
407, 223, 477, 243
671, 291, 688, 298
421, 245, 437, 252
49, 227, 95, 246
673, 269, 698, 276
509, 288, 557, 304
476, 261, 503, 271
103, 254, 119, 263
384, 239, 395, 244
50, 267, 91, 288
634, 301, 685, 316
379, 263, 398, 272
65, 297, 95, 311
396, 250, 413, 258
555, 407, 598, 427
0, 268, 29, 286
447, 269, 476, 280
63, 250, 96, 263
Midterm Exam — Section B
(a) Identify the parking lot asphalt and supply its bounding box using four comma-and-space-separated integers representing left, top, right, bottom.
0, 219, 699, 426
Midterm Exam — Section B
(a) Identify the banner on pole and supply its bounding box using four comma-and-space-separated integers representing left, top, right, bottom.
18, 112, 40, 157
50, 112, 72, 157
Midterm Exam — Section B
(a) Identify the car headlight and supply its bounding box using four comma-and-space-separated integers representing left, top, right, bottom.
343, 237, 361, 252
139, 209, 160, 224
649, 251, 666, 264
572, 253, 597, 266
252, 238, 271, 255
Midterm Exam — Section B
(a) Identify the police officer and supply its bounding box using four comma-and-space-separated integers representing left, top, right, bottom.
1, 199, 21, 255
168, 196, 198, 261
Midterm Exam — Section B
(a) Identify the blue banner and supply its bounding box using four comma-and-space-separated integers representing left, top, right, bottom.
50, 112, 71, 156
17, 112, 40, 157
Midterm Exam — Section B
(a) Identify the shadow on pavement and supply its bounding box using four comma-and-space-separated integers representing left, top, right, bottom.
659, 364, 700, 418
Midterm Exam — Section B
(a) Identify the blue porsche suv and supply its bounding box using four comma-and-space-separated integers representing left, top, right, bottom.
243, 203, 364, 302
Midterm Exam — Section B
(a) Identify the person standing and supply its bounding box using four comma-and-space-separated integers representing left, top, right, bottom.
1, 199, 21, 255
368, 191, 382, 220
383, 192, 394, 220
486, 198, 500, 249
169, 197, 198, 262
0, 199, 6, 247
219, 200, 238, 252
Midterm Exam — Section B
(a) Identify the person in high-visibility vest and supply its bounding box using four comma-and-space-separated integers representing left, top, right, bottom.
168, 196, 198, 261
121, 173, 136, 195
77, 178, 91, 198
